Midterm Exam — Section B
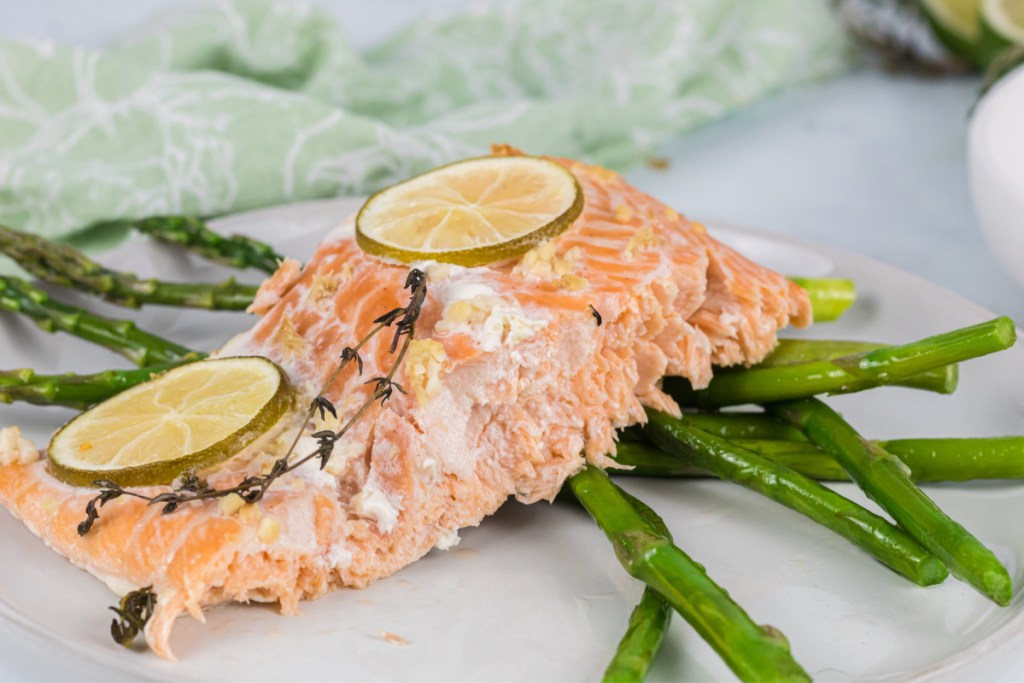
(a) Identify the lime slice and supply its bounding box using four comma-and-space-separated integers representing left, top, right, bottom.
919, 0, 983, 63
49, 357, 293, 487
356, 156, 584, 267
979, 0, 1024, 64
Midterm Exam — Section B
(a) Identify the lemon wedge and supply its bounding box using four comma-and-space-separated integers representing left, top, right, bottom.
48, 357, 293, 487
356, 156, 584, 266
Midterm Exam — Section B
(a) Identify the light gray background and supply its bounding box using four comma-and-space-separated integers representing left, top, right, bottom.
0, 1, 1021, 681
3, 0, 1021, 322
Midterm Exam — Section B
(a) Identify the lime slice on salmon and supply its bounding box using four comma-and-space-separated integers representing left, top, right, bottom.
919, 0, 983, 63
356, 156, 584, 267
48, 357, 293, 487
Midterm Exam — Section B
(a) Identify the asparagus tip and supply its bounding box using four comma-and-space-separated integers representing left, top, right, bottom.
937, 364, 959, 395
984, 568, 1013, 607
918, 556, 951, 587
994, 316, 1017, 349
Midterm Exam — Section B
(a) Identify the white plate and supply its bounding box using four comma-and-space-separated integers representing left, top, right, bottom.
0, 198, 1022, 682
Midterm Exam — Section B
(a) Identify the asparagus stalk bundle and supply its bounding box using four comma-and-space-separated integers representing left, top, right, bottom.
769, 398, 1013, 605
129, 216, 284, 275
0, 276, 203, 367
667, 317, 1015, 408
640, 410, 948, 586
569, 466, 811, 682
0, 225, 258, 310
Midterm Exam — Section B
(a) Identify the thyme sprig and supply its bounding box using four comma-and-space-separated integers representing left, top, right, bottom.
110, 586, 156, 648
78, 269, 428, 539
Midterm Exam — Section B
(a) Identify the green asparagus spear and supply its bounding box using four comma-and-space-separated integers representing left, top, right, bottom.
667, 317, 1015, 408
737, 438, 1024, 483
769, 398, 1012, 605
640, 410, 948, 587
0, 363, 193, 410
649, 413, 1024, 479
789, 276, 856, 322
682, 412, 808, 441
613, 441, 707, 477
603, 587, 672, 682
0, 369, 34, 389
745, 338, 958, 394
0, 276, 204, 366
877, 437, 1024, 481
615, 436, 1024, 482
129, 216, 283, 274
569, 466, 811, 682
594, 446, 674, 683
0, 225, 258, 310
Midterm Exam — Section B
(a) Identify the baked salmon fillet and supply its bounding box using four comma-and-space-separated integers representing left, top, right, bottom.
0, 152, 810, 659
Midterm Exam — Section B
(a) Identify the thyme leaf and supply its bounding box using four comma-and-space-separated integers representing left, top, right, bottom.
340, 346, 363, 374
365, 376, 406, 405
78, 487, 122, 536
176, 474, 212, 495
311, 430, 338, 470
109, 586, 156, 648
310, 395, 337, 421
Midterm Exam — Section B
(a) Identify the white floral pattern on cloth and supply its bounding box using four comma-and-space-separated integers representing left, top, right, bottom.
0, 0, 851, 245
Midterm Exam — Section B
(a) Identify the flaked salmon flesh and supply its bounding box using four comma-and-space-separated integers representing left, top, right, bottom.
0, 151, 810, 659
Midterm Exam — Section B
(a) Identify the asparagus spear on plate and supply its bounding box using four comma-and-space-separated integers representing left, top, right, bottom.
570, 466, 811, 682
616, 434, 1024, 483
0, 225, 258, 310
734, 437, 1024, 483
666, 317, 1015, 408
789, 276, 856, 322
639, 410, 948, 587
129, 216, 284, 275
0, 364, 194, 410
769, 397, 1013, 605
0, 276, 203, 367
749, 338, 958, 393
602, 586, 672, 682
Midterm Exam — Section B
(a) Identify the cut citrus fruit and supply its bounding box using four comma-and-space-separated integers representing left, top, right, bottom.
48, 357, 293, 487
983, 0, 1024, 42
356, 155, 584, 267
919, 0, 983, 63
979, 0, 1024, 64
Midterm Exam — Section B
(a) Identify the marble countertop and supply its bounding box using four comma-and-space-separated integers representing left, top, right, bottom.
0, 2, 1021, 681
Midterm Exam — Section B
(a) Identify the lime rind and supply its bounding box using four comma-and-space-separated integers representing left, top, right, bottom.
919, 0, 984, 63
48, 357, 294, 488
979, 0, 1024, 65
355, 156, 585, 267
982, 0, 1024, 42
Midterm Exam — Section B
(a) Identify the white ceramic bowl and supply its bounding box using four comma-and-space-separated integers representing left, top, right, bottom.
969, 64, 1024, 289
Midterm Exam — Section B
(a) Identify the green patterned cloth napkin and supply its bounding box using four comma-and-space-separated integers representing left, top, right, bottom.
0, 0, 850, 245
